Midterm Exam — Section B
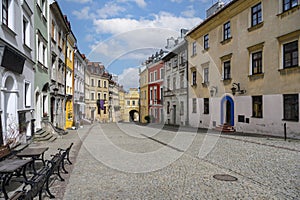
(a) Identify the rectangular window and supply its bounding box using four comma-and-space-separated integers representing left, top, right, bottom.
91, 79, 94, 87
180, 73, 184, 88
2, 0, 8, 25
160, 87, 163, 102
91, 93, 95, 100
283, 41, 298, 68
127, 101, 130, 106
167, 102, 170, 114
224, 21, 231, 40
223, 61, 231, 80
204, 98, 209, 114
23, 17, 30, 47
104, 93, 107, 100
252, 3, 262, 27
25, 82, 31, 107
283, 94, 299, 121
167, 76, 170, 89
252, 96, 263, 118
150, 73, 153, 82
51, 20, 55, 39
154, 71, 157, 81
160, 68, 164, 79
132, 101, 135, 106
104, 81, 107, 88
192, 41, 197, 56
252, 51, 263, 74
154, 88, 157, 100
283, 0, 298, 12
204, 34, 209, 50
180, 101, 184, 116
98, 80, 101, 87
173, 77, 176, 90
204, 68, 209, 84
192, 98, 197, 113
192, 71, 197, 85
104, 106, 107, 114
97, 93, 101, 100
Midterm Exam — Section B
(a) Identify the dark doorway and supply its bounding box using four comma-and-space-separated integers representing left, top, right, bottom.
129, 110, 139, 122
225, 101, 231, 125
173, 105, 176, 125
50, 97, 55, 123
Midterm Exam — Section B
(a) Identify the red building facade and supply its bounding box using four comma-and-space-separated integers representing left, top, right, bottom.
148, 60, 164, 123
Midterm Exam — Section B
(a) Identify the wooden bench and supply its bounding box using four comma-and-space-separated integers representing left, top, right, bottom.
58, 143, 73, 174
0, 144, 13, 161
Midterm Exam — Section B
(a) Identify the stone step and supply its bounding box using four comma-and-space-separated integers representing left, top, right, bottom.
214, 124, 235, 133
34, 133, 54, 141
34, 131, 50, 139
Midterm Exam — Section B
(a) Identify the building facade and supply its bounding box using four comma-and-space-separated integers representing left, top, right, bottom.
65, 27, 76, 129
186, 0, 300, 137
162, 38, 188, 126
49, 1, 69, 129
146, 51, 165, 123
139, 67, 148, 123
0, 0, 35, 145
124, 88, 140, 122
74, 51, 86, 126
34, 0, 50, 131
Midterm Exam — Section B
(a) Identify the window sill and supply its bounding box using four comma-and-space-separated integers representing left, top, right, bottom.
248, 22, 264, 32
277, 5, 300, 19
248, 73, 264, 81
191, 84, 197, 87
202, 82, 209, 87
221, 37, 232, 45
23, 44, 32, 52
221, 78, 232, 85
251, 116, 263, 119
191, 53, 197, 58
282, 119, 299, 122
202, 47, 210, 53
1, 24, 17, 37
278, 66, 300, 75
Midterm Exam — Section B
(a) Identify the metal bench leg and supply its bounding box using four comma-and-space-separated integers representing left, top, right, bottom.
57, 166, 65, 181
61, 160, 68, 174
45, 178, 55, 199
66, 152, 72, 165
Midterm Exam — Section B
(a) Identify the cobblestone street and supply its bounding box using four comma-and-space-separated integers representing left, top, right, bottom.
53, 123, 300, 199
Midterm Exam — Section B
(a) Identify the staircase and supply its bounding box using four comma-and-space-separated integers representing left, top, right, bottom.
33, 128, 57, 142
214, 124, 236, 133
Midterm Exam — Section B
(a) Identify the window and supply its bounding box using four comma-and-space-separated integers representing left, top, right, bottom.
223, 61, 231, 80
192, 41, 197, 56
224, 21, 231, 40
173, 77, 176, 90
127, 101, 130, 106
252, 51, 263, 74
41, 0, 46, 16
167, 76, 170, 89
97, 93, 101, 100
252, 96, 263, 118
251, 3, 262, 27
167, 102, 170, 114
104, 93, 107, 100
192, 71, 197, 85
192, 98, 197, 113
203, 68, 209, 84
91, 79, 94, 87
104, 106, 107, 114
132, 101, 135, 106
98, 80, 101, 87
154, 88, 157, 100
204, 34, 209, 50
91, 93, 95, 100
180, 101, 184, 115
154, 71, 157, 81
150, 73, 153, 82
24, 81, 31, 107
2, 0, 8, 25
283, 41, 298, 68
204, 98, 209, 114
180, 73, 184, 88
160, 87, 163, 102
51, 20, 55, 39
283, 0, 298, 12
104, 81, 107, 88
283, 94, 299, 121
150, 88, 153, 100
160, 68, 164, 79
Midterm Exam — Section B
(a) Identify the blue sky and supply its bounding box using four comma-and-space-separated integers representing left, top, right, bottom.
58, 0, 223, 90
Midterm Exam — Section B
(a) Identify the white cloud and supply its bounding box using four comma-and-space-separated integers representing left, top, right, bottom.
117, 0, 147, 8
170, 0, 183, 3
96, 2, 126, 19
93, 12, 201, 35
66, 0, 92, 3
72, 7, 93, 20
118, 67, 140, 90
181, 5, 196, 18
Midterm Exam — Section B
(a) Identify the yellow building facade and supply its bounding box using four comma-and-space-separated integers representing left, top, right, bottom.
186, 0, 300, 137
123, 88, 140, 122
65, 31, 76, 129
139, 67, 149, 123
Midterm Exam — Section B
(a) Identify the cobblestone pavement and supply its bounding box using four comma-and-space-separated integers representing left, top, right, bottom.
6, 123, 297, 199
58, 123, 300, 200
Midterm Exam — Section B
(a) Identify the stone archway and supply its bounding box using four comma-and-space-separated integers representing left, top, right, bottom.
129, 110, 139, 122
1, 72, 18, 144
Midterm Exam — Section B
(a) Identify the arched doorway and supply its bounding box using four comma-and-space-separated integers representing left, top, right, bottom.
129, 110, 139, 122
221, 95, 235, 126
1, 73, 18, 144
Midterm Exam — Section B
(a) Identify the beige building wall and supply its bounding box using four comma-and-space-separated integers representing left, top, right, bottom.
123, 88, 140, 122
187, 0, 300, 137
139, 68, 149, 123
